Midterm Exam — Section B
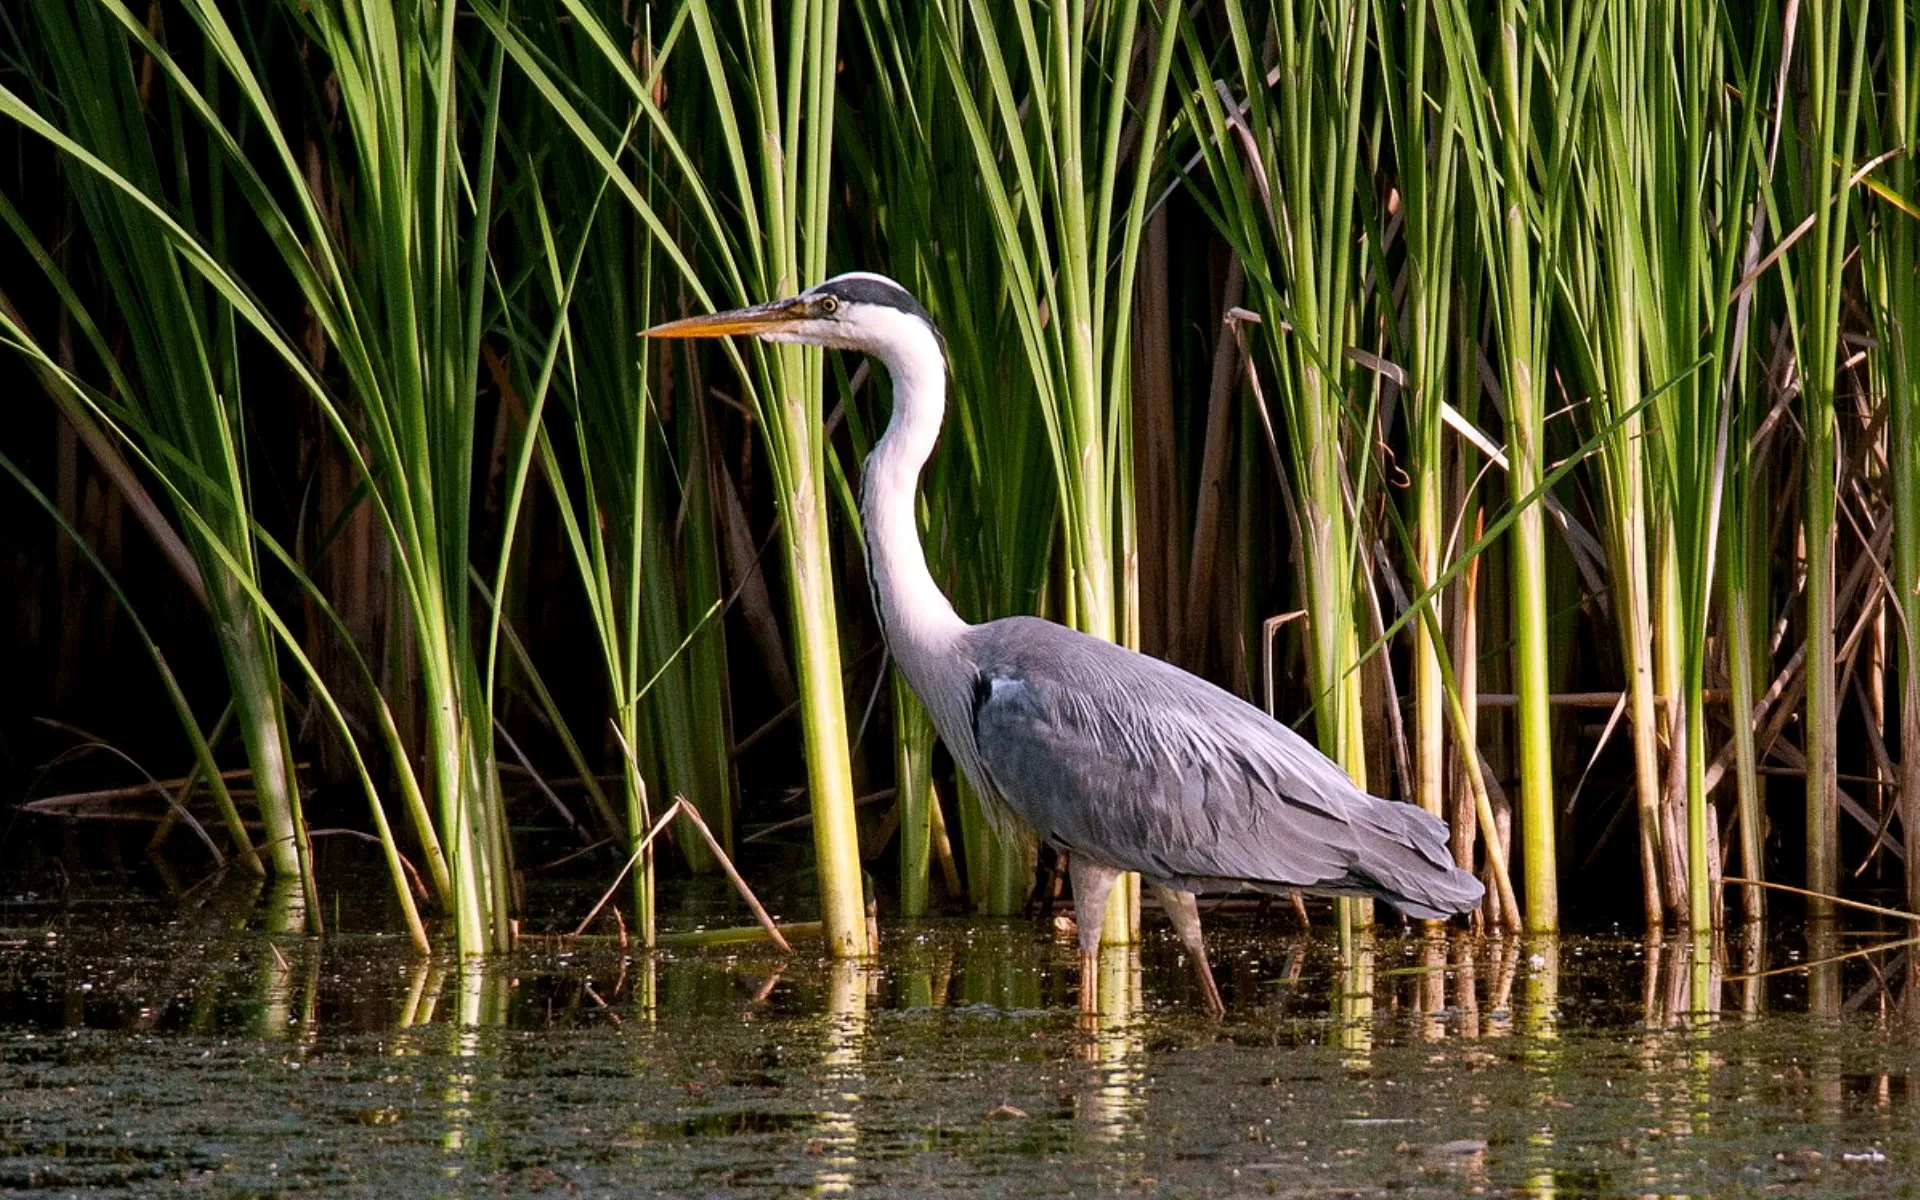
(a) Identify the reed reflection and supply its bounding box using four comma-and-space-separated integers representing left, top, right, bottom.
1807, 921, 1846, 1123
1482, 936, 1519, 1040
1691, 930, 1722, 1019
894, 931, 955, 1009
1414, 928, 1449, 1042
440, 960, 511, 1159
1639, 933, 1722, 1026
633, 952, 657, 1022
1453, 935, 1481, 1039
812, 958, 869, 1196
1337, 933, 1373, 1063
955, 922, 1047, 1008
1519, 936, 1560, 1200
396, 958, 446, 1029
1687, 933, 1719, 1167
1077, 942, 1146, 1171
253, 879, 313, 1042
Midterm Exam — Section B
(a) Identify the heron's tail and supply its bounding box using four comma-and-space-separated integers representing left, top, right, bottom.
1342, 796, 1484, 919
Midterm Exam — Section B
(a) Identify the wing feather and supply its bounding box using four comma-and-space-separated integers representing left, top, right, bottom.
962, 617, 1482, 917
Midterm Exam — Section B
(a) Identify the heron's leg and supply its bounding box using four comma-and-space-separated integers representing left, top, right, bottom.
1151, 885, 1225, 1016
1068, 857, 1119, 1015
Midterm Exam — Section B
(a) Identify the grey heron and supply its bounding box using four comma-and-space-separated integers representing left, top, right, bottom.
645, 272, 1484, 1014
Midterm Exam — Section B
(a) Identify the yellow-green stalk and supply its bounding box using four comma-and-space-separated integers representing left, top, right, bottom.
1178, 1, 1378, 933
1775, 0, 1869, 919
1866, 0, 1918, 912
931, 0, 1179, 941
489, 0, 873, 955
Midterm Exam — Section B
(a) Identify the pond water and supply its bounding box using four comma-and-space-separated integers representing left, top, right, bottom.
3, 889, 1918, 1196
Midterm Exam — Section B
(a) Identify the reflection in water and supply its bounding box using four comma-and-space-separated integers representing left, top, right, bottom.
1688, 933, 1717, 1183
1691, 928, 1720, 1019
812, 958, 869, 1196
398, 958, 444, 1028
1485, 936, 1519, 1038
1415, 929, 1448, 1042
895, 934, 949, 1009
1336, 933, 1372, 1063
1066, 943, 1146, 1194
1079, 944, 1145, 1151
1453, 935, 1481, 1039
15, 909, 1920, 1195
634, 950, 658, 1022
254, 879, 311, 1042
1644, 931, 1713, 1028
1519, 937, 1559, 1200
958, 924, 1046, 1008
441, 961, 511, 1162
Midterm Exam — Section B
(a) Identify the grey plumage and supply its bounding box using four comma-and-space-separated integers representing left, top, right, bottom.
960, 617, 1484, 920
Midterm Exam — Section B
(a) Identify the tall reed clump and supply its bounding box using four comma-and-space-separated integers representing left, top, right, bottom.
1180, 0, 1398, 944
927, 0, 1179, 941
1, 2, 305, 893
1373, 0, 1528, 933
845, 0, 1060, 916
268, 0, 516, 955
486, 3, 737, 948
1865, 0, 1920, 914
484, 0, 872, 956
0, 0, 505, 952
1375, 0, 1465, 833
1457, 0, 1600, 933
1556, 12, 1675, 931
1775, 0, 1870, 922
1563, 0, 1767, 934
1620, 0, 1762, 937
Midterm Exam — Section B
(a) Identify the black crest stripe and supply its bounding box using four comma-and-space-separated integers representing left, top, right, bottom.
816, 277, 944, 350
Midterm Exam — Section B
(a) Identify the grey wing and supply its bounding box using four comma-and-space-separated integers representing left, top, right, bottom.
964, 617, 1481, 917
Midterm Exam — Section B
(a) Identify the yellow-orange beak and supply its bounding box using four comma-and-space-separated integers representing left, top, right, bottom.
641, 296, 811, 339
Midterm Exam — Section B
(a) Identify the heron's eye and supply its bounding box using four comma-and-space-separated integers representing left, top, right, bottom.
819, 295, 839, 315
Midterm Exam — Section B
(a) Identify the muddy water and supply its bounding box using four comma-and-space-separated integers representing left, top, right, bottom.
3, 900, 1917, 1196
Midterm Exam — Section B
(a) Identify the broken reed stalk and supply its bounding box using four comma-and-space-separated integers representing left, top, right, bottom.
573, 796, 791, 953
658, 922, 823, 948
1721, 877, 1920, 925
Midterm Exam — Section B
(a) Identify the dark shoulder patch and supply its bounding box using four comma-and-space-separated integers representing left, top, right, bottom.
969, 669, 1002, 750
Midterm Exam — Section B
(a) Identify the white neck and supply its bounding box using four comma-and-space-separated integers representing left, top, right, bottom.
857, 311, 970, 668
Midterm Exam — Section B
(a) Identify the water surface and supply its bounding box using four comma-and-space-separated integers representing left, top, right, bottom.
3, 895, 1916, 1196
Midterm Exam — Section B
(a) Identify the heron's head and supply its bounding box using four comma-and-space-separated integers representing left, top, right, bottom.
642, 271, 942, 359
